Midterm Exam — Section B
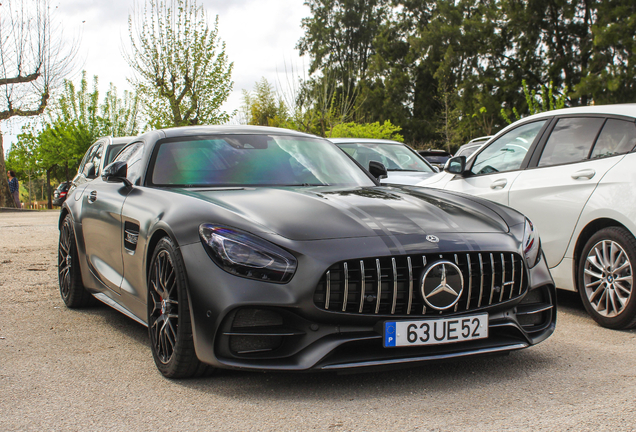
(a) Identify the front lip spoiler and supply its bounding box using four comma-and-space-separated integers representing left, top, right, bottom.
320, 342, 529, 370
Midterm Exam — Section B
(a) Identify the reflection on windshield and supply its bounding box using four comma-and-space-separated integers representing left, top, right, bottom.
338, 143, 434, 173
150, 135, 376, 187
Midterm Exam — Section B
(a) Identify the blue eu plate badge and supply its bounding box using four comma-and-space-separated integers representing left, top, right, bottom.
384, 322, 397, 347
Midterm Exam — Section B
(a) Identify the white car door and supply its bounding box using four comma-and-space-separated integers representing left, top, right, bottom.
509, 117, 623, 268
444, 120, 549, 206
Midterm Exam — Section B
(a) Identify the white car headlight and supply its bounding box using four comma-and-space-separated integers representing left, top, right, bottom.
522, 218, 541, 268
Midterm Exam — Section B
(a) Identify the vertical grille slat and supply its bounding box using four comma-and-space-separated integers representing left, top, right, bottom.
407, 256, 413, 315
375, 259, 382, 314
466, 254, 473, 310
325, 271, 331, 310
488, 253, 496, 305
478, 254, 484, 308
391, 258, 398, 314
510, 254, 516, 299
342, 262, 349, 312
499, 253, 506, 302
359, 260, 366, 313
315, 252, 527, 316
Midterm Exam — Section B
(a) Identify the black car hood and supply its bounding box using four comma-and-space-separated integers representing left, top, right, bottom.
173, 186, 511, 241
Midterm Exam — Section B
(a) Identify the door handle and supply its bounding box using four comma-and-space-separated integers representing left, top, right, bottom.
571, 169, 596, 180
490, 179, 507, 189
88, 190, 97, 203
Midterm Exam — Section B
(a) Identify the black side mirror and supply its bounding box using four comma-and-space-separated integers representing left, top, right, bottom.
102, 161, 132, 187
445, 156, 466, 175
368, 160, 388, 180
84, 163, 97, 179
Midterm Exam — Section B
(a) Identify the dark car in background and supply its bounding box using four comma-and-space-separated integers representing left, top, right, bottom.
58, 126, 556, 378
52, 182, 71, 206
417, 149, 452, 170
330, 138, 438, 185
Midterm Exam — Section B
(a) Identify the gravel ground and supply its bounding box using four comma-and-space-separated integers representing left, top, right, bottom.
1, 210, 636, 431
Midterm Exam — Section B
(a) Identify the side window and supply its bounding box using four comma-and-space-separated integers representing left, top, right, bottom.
82, 143, 102, 178
77, 145, 95, 177
538, 117, 605, 167
88, 144, 103, 176
590, 119, 636, 159
115, 142, 145, 185
471, 121, 546, 175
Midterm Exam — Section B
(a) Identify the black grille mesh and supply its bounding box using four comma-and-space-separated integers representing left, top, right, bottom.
313, 252, 527, 316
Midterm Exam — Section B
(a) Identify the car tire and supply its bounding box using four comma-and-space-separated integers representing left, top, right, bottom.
58, 214, 97, 308
148, 237, 212, 378
578, 226, 636, 329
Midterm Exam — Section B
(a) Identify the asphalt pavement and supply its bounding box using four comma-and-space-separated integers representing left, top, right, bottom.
1, 211, 635, 431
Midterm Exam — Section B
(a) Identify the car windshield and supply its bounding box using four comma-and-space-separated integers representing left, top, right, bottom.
337, 143, 435, 173
149, 135, 376, 187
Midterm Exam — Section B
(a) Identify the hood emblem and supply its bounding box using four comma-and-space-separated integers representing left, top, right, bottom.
426, 235, 439, 243
421, 261, 464, 310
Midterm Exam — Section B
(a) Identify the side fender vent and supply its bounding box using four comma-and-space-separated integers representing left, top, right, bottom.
124, 221, 140, 253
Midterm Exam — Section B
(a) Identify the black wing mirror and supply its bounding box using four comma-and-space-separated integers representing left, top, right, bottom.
445, 156, 466, 175
102, 161, 132, 187
368, 160, 388, 180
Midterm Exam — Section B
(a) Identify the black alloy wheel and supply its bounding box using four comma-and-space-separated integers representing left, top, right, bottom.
578, 226, 636, 330
148, 237, 211, 378
58, 214, 96, 308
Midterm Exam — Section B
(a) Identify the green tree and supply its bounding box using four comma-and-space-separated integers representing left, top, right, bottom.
125, 0, 233, 128
241, 78, 288, 126
501, 80, 569, 125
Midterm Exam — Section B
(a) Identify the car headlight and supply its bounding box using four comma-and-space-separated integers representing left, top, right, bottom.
522, 218, 541, 268
199, 224, 297, 283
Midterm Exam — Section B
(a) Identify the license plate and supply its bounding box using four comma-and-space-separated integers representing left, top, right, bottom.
384, 313, 488, 347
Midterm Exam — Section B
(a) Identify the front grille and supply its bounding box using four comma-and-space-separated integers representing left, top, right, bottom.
313, 252, 527, 316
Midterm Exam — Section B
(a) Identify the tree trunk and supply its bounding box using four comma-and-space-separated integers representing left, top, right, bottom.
46, 167, 53, 209
0, 131, 17, 208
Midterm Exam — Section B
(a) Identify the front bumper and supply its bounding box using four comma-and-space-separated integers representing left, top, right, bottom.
180, 234, 556, 372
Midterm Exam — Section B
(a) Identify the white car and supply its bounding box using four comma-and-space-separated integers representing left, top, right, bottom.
418, 104, 636, 329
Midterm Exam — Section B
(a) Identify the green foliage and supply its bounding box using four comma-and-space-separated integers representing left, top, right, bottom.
330, 120, 403, 141
501, 80, 569, 125
126, 0, 233, 128
241, 78, 288, 127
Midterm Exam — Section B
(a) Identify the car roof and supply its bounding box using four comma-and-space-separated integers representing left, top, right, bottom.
157, 125, 318, 139
523, 103, 636, 121
328, 138, 404, 145
111, 136, 136, 144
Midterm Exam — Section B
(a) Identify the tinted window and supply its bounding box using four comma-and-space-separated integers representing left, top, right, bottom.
338, 143, 434, 173
471, 121, 546, 175
105, 143, 127, 166
150, 135, 375, 187
538, 117, 604, 167
89, 144, 103, 175
77, 145, 95, 176
590, 119, 636, 159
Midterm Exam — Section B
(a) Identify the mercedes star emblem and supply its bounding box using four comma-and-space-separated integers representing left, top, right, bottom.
420, 260, 464, 310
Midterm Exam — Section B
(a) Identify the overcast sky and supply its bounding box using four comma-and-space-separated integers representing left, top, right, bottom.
4, 0, 310, 149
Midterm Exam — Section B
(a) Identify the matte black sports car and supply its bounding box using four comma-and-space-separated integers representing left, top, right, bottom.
58, 126, 556, 378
